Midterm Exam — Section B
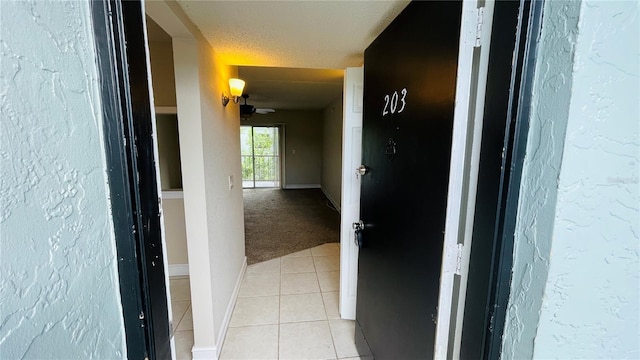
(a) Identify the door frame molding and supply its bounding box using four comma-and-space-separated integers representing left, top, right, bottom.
442, 0, 546, 358
91, 0, 170, 358
435, 0, 495, 357
482, 0, 545, 357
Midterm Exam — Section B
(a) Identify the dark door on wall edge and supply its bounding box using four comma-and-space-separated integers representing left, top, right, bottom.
460, 0, 545, 358
355, 0, 545, 359
356, 2, 463, 358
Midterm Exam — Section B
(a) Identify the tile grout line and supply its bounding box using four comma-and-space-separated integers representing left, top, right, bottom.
316, 254, 341, 360
219, 245, 344, 360
171, 301, 188, 334
169, 279, 191, 334
278, 255, 282, 359
179, 303, 192, 332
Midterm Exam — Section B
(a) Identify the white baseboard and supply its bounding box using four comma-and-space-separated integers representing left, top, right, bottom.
169, 264, 189, 277
284, 184, 321, 189
321, 187, 341, 213
155, 106, 178, 114
192, 346, 217, 360
214, 257, 247, 358
162, 190, 184, 199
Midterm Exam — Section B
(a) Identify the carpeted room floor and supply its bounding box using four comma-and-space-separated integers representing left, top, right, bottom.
243, 188, 340, 264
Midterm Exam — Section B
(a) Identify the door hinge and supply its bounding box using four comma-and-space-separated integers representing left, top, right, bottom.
455, 243, 464, 275
474, 7, 485, 48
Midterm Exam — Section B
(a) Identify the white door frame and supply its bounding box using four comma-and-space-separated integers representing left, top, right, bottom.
339, 67, 364, 320
435, 0, 494, 358
140, 3, 176, 359
338, 2, 494, 358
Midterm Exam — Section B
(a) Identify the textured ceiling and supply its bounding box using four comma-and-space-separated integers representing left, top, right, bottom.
176, 0, 410, 69
238, 66, 344, 110
154, 1, 410, 110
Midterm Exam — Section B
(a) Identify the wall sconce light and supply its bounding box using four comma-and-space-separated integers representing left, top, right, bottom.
222, 78, 246, 106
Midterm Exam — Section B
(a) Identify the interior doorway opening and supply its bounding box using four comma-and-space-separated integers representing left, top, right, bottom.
241, 126, 281, 188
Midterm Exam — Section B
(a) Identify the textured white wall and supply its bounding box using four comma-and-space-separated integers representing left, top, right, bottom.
501, 1, 581, 356
533, 1, 639, 357
503, 0, 640, 358
0, 1, 126, 358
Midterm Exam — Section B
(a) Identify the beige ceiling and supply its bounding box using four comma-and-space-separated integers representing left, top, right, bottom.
153, 1, 410, 111
176, 0, 410, 69
239, 66, 344, 110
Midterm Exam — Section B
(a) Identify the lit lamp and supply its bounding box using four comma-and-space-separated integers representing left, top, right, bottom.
222, 78, 246, 106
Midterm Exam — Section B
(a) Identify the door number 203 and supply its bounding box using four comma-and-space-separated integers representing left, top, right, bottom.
382, 88, 407, 116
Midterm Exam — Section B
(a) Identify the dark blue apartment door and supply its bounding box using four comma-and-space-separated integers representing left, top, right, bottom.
356, 1, 463, 358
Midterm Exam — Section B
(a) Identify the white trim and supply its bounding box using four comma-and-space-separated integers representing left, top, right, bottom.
451, 2, 494, 357
155, 106, 178, 114
168, 264, 189, 277
434, 1, 484, 358
141, 7, 177, 360
321, 187, 341, 213
283, 184, 321, 189
214, 257, 247, 359
191, 346, 217, 360
434, 1, 494, 359
162, 190, 184, 199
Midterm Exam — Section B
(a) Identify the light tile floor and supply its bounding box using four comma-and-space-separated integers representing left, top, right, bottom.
170, 277, 194, 360
170, 243, 371, 360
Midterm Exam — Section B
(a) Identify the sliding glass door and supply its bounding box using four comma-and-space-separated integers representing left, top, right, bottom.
241, 126, 281, 188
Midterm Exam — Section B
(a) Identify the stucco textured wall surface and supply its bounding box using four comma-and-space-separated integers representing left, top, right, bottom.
501, 1, 581, 357
0, 1, 126, 358
533, 1, 639, 358
503, 0, 640, 358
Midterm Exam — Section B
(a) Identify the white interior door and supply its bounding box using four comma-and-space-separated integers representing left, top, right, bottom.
339, 67, 364, 320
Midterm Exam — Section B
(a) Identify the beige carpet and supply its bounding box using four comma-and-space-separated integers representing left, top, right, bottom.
243, 188, 340, 264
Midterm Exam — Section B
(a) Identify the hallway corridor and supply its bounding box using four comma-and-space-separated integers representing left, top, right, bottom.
172, 243, 370, 359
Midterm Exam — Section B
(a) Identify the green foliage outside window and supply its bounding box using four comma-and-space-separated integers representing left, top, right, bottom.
241, 126, 279, 184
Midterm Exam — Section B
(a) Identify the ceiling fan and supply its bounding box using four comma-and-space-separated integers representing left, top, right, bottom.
240, 94, 275, 119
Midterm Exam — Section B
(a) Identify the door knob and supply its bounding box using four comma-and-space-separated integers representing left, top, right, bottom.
352, 220, 364, 231
355, 165, 368, 179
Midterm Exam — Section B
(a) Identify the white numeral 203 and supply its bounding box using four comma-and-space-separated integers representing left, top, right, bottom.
382, 88, 407, 116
